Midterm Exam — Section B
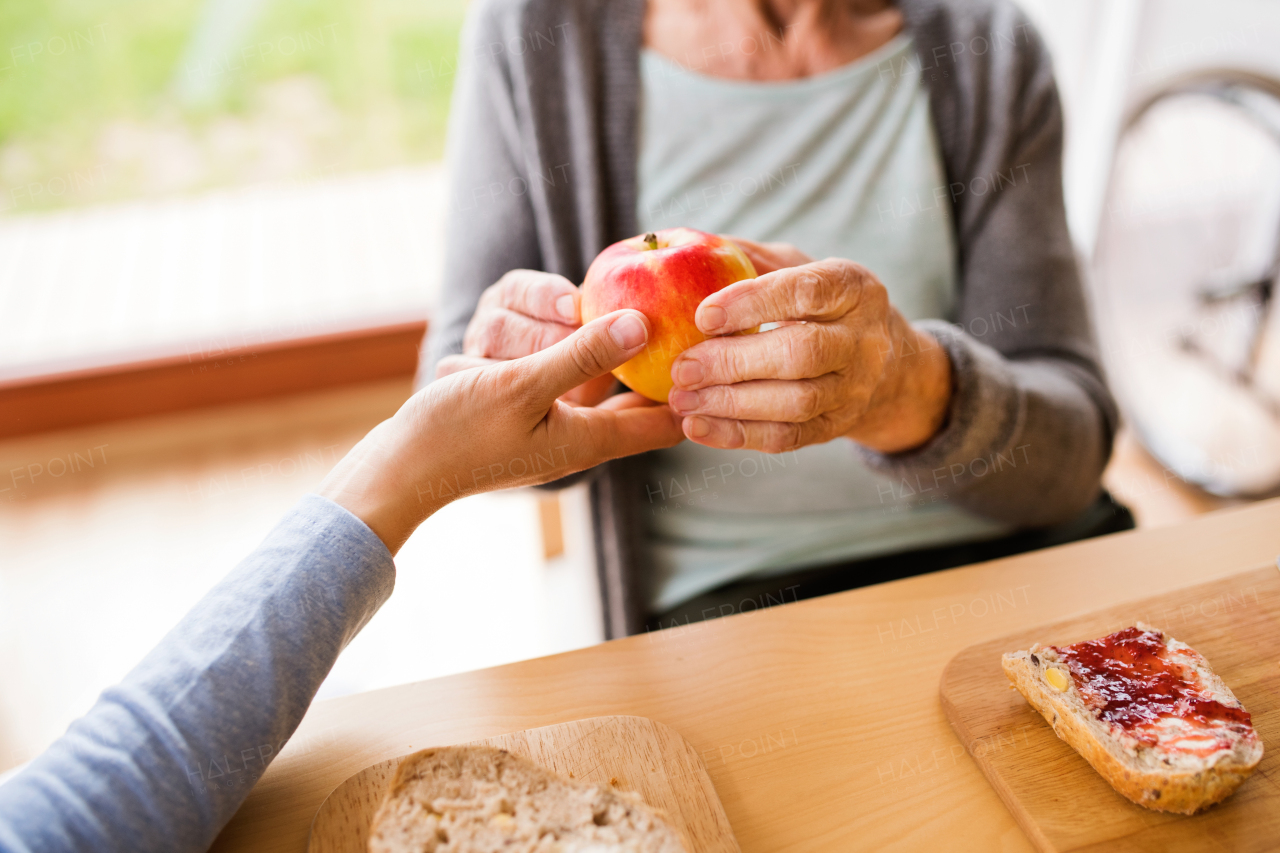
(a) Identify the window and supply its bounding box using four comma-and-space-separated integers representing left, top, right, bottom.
1, 0, 467, 429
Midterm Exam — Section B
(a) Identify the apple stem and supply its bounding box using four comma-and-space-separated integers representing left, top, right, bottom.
643, 232, 658, 250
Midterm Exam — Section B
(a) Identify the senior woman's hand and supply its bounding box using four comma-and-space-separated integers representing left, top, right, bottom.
321, 310, 683, 553
668, 249, 953, 455
438, 270, 616, 405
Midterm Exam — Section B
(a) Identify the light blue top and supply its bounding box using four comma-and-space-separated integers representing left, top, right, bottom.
0, 494, 395, 853
637, 35, 1010, 611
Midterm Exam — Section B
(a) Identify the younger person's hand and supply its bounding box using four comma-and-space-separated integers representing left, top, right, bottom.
319, 310, 683, 553
437, 270, 617, 405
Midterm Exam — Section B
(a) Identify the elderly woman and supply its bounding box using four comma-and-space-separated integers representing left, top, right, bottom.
424, 0, 1129, 636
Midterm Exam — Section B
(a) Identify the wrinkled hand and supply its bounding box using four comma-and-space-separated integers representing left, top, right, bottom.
320, 310, 684, 553
725, 235, 815, 275
668, 252, 952, 455
436, 269, 616, 405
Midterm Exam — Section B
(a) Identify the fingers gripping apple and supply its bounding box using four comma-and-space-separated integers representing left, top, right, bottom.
580, 228, 758, 402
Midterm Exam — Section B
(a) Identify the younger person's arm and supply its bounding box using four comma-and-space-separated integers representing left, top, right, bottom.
0, 495, 394, 853
0, 310, 681, 853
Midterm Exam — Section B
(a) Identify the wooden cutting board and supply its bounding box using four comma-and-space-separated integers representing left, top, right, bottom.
941, 563, 1280, 852
308, 715, 740, 853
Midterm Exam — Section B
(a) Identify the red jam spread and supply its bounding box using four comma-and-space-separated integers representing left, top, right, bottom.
1053, 627, 1252, 750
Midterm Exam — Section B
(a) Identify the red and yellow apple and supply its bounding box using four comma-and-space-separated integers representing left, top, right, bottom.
579, 227, 757, 402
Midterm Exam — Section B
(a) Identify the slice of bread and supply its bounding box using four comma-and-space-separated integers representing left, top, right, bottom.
367, 745, 689, 852
1002, 622, 1262, 814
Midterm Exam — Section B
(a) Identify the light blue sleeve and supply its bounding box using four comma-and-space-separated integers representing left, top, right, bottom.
0, 493, 395, 853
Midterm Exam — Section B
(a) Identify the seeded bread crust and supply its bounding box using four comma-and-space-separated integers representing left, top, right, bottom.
1002, 622, 1263, 815
367, 745, 689, 853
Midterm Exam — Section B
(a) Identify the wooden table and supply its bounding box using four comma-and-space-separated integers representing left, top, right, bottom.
212, 499, 1280, 852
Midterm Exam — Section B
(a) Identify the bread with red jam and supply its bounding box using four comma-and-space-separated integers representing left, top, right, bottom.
1002, 622, 1262, 814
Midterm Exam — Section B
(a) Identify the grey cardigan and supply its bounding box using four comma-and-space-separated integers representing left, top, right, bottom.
420, 0, 1118, 637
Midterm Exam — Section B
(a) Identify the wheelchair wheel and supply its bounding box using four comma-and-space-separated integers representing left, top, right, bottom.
1091, 70, 1280, 497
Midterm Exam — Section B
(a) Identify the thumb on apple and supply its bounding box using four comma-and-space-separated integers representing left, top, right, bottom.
522, 309, 651, 402
485, 308, 685, 463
